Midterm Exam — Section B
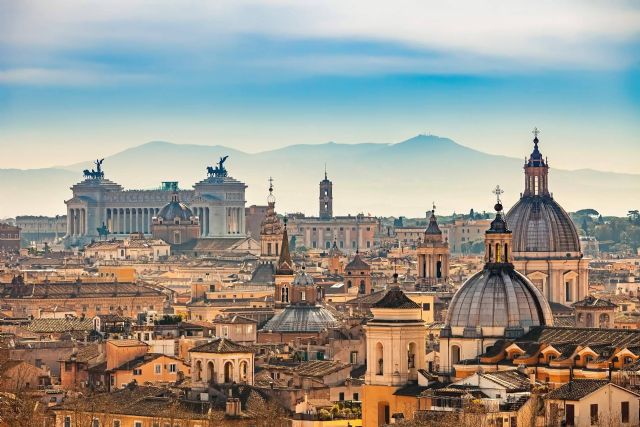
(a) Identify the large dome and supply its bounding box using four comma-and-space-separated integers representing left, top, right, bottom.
262, 305, 339, 332
507, 196, 580, 254
446, 266, 553, 335
158, 197, 194, 222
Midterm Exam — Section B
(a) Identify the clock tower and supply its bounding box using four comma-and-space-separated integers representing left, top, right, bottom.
319, 169, 333, 219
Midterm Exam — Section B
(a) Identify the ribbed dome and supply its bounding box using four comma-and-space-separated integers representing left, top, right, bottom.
507, 196, 580, 253
446, 267, 553, 334
292, 268, 314, 286
262, 305, 339, 332
158, 195, 194, 222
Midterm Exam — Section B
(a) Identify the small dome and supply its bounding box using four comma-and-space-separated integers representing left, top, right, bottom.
158, 194, 194, 222
262, 305, 339, 332
293, 267, 314, 286
507, 196, 580, 253
446, 266, 553, 335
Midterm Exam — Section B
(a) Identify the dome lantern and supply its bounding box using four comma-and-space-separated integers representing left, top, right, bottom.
485, 185, 512, 265
523, 127, 550, 197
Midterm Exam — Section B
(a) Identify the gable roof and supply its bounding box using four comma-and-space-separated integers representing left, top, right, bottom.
190, 338, 252, 354
24, 318, 94, 333
545, 380, 613, 401
372, 287, 420, 309
478, 370, 532, 392
519, 326, 640, 348
345, 253, 370, 271
573, 295, 617, 308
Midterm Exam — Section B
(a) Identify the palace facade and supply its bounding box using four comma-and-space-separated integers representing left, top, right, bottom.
64, 160, 247, 248
287, 171, 379, 253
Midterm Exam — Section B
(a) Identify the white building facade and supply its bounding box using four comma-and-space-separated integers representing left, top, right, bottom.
64, 165, 247, 247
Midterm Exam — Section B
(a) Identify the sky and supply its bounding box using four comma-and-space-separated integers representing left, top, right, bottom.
0, 1, 639, 173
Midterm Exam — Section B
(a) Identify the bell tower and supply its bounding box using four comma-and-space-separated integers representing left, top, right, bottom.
363, 275, 426, 426
416, 203, 449, 290
274, 218, 295, 309
319, 168, 333, 219
260, 177, 283, 259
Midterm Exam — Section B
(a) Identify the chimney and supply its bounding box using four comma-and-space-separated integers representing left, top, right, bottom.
226, 398, 241, 417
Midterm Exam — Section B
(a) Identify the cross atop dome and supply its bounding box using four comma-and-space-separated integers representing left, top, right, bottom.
267, 176, 275, 204
493, 185, 504, 206
532, 126, 540, 139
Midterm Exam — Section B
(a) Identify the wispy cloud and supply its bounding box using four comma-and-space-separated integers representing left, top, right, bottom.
0, 0, 638, 85
0, 67, 155, 86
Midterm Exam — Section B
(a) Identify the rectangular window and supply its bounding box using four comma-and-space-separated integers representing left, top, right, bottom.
350, 351, 358, 364
133, 368, 142, 375
590, 403, 598, 425
135, 422, 143, 427
339, 392, 345, 401
353, 392, 359, 401
113, 421, 121, 427
566, 404, 575, 426
169, 364, 177, 373
621, 401, 629, 423
155, 364, 161, 374
422, 303, 431, 311
65, 417, 71, 427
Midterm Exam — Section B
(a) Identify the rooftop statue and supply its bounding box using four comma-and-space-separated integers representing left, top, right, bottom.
206, 155, 229, 178
83, 158, 105, 180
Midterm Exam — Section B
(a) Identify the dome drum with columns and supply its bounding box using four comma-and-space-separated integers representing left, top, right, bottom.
506, 130, 588, 306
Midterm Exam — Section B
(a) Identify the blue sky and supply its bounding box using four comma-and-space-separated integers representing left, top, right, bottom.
1, 0, 639, 172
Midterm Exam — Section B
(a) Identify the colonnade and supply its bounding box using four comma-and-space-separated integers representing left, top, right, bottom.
106, 207, 159, 234
192, 207, 210, 237
67, 208, 87, 236
67, 205, 247, 238
226, 207, 244, 234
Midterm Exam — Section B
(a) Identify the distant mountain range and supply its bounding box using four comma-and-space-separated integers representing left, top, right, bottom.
1, 135, 638, 218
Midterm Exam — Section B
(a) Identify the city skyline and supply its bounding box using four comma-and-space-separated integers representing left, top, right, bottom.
1, 1, 639, 173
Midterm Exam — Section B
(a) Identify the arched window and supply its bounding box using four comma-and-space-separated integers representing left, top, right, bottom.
376, 342, 384, 375
240, 360, 248, 382
586, 313, 593, 328
599, 313, 610, 328
436, 260, 442, 278
451, 345, 461, 365
359, 280, 366, 294
347, 280, 352, 288
195, 360, 202, 382
408, 342, 416, 369
207, 361, 215, 383
224, 361, 234, 383
281, 286, 289, 303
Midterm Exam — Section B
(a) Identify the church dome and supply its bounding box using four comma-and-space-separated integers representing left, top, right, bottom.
262, 305, 339, 332
507, 131, 581, 254
446, 267, 553, 335
158, 193, 194, 222
445, 191, 553, 338
507, 196, 580, 253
